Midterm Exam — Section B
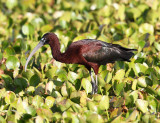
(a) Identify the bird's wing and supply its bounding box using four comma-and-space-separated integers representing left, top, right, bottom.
82, 41, 135, 65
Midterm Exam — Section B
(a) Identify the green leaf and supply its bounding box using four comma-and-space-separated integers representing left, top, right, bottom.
136, 99, 148, 113
5, 91, 16, 104
4, 47, 16, 58
35, 116, 44, 123
146, 10, 159, 23
2, 41, 9, 50
41, 24, 53, 33
97, 34, 111, 43
0, 116, 6, 123
137, 76, 147, 88
87, 101, 97, 112
53, 112, 61, 122
72, 21, 83, 32
63, 111, 80, 122
32, 17, 44, 29
138, 40, 146, 49
126, 110, 139, 122
16, 98, 25, 114
25, 105, 36, 116
39, 53, 48, 64
36, 108, 53, 120
132, 79, 137, 90
45, 96, 55, 108
133, 63, 148, 74
113, 81, 125, 96
61, 84, 68, 97
129, 91, 138, 103
147, 96, 157, 113
45, 81, 54, 94
45, 67, 57, 79
67, 71, 79, 83
6, 0, 17, 9
96, 0, 105, 9
117, 4, 125, 21
86, 113, 104, 123
14, 77, 28, 89
113, 33, 123, 41
60, 12, 71, 22
156, 86, 160, 96
152, 0, 159, 10
6, 56, 20, 70
20, 40, 27, 51
7, 114, 16, 123
142, 114, 150, 123
73, 30, 98, 41
32, 95, 44, 108
20, 55, 26, 66
70, 91, 80, 103
56, 69, 67, 82
114, 69, 125, 81
22, 70, 34, 80
76, 1, 87, 11
98, 5, 114, 17
126, 28, 134, 37
82, 78, 92, 94
1, 74, 13, 87
137, 4, 149, 13
80, 91, 87, 106
0, 53, 2, 61
0, 88, 6, 98
30, 74, 40, 87
106, 72, 112, 83
98, 95, 109, 110
146, 86, 157, 96
93, 94, 102, 102
59, 20, 68, 29
139, 23, 154, 34
111, 114, 121, 123
22, 23, 34, 35
56, 98, 71, 112
154, 42, 160, 52
98, 75, 106, 87
126, 8, 141, 20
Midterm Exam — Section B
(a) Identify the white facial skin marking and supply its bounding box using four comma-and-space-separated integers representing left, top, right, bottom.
41, 38, 46, 43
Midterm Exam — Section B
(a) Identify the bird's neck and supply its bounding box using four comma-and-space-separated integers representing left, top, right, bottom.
48, 35, 64, 62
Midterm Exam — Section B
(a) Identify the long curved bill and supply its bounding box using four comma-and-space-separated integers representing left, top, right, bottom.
25, 41, 44, 72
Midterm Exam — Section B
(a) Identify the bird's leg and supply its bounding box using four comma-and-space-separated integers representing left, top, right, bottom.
94, 75, 98, 94
90, 71, 95, 94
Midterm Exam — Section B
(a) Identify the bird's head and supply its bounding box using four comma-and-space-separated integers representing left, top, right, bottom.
40, 32, 52, 45
24, 32, 54, 72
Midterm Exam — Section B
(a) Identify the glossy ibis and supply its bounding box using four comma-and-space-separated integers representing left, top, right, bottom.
25, 32, 136, 94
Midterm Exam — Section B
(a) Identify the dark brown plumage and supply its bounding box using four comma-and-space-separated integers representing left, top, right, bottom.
25, 32, 137, 94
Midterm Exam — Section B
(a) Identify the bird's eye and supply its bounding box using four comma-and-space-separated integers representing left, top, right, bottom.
41, 38, 46, 43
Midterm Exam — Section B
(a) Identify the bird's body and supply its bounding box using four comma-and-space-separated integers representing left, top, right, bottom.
25, 32, 137, 94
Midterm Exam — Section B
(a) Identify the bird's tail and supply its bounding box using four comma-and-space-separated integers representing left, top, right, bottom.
119, 48, 137, 62
112, 44, 137, 61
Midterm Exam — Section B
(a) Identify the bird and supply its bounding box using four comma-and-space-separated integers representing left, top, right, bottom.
25, 32, 137, 94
